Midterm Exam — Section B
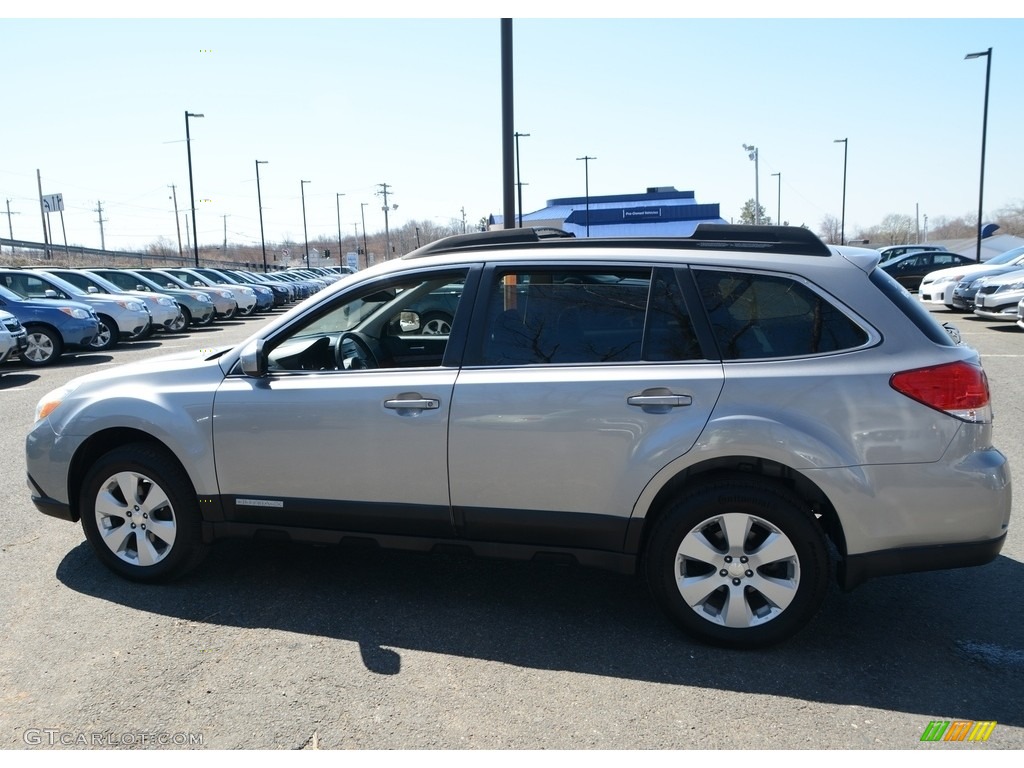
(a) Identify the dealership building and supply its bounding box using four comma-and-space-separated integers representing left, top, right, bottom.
489, 186, 727, 237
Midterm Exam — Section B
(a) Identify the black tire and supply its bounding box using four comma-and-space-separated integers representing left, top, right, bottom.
169, 307, 190, 332
419, 311, 453, 335
89, 314, 119, 351
79, 443, 209, 582
644, 473, 829, 649
20, 325, 63, 367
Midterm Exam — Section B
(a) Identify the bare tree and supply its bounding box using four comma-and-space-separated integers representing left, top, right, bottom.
819, 214, 841, 244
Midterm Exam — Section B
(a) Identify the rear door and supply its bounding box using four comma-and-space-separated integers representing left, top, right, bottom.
448, 264, 724, 551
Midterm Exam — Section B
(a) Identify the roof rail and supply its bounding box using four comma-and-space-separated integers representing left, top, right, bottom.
402, 223, 832, 259
403, 227, 575, 259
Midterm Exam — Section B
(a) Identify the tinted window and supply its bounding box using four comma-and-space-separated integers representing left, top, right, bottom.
480, 269, 649, 365
695, 269, 869, 359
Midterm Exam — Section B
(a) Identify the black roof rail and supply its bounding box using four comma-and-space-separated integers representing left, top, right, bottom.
402, 224, 832, 259
403, 227, 575, 259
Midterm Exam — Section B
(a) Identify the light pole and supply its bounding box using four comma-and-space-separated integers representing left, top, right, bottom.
770, 172, 781, 226
255, 160, 268, 273
185, 111, 204, 267
300, 180, 311, 269
336, 193, 345, 266
360, 202, 369, 267
965, 47, 992, 263
834, 138, 848, 245
515, 131, 529, 227
576, 155, 595, 236
742, 144, 759, 225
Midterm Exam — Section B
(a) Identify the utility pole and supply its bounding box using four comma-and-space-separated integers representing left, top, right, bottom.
378, 183, 393, 258
514, 131, 529, 227
96, 201, 107, 250
222, 214, 228, 251
168, 184, 183, 260
37, 169, 50, 259
461, 206, 467, 233
3, 200, 19, 254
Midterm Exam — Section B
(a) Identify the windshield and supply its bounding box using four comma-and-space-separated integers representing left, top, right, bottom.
988, 247, 1024, 265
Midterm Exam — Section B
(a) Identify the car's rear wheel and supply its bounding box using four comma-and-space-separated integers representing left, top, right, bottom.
645, 474, 829, 649
79, 443, 208, 582
20, 325, 62, 367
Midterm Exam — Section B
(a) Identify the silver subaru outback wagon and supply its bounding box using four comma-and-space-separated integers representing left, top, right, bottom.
26, 225, 1011, 649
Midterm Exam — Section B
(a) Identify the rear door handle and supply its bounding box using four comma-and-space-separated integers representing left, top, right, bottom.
627, 388, 693, 413
627, 394, 692, 407
384, 397, 439, 411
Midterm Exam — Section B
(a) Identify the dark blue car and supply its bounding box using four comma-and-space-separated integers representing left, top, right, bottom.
0, 285, 99, 366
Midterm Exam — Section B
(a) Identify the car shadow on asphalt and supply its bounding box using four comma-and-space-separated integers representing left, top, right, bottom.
0, 371, 39, 388
55, 537, 1023, 726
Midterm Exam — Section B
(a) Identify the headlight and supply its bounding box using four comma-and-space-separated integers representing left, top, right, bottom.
58, 307, 90, 320
189, 292, 212, 302
118, 300, 144, 312
157, 297, 175, 307
221, 290, 235, 299
35, 382, 80, 422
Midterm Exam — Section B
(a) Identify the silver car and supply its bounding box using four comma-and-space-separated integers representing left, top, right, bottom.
0, 268, 150, 350
25, 225, 1011, 649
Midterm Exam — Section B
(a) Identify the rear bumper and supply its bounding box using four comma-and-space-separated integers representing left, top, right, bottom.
839, 534, 1006, 590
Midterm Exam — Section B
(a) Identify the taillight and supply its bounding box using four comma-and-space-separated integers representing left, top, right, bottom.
890, 361, 991, 422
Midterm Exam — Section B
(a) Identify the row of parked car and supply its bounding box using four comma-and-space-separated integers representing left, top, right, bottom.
0, 264, 350, 367
878, 243, 1024, 329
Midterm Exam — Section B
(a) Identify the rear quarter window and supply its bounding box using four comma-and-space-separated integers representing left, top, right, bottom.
869, 268, 957, 347
694, 269, 870, 359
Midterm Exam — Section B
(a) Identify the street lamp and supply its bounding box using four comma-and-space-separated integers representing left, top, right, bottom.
771, 172, 781, 226
185, 111, 204, 267
515, 131, 529, 227
300, 180, 311, 269
742, 144, 759, 225
360, 202, 369, 267
255, 160, 268, 273
834, 138, 848, 245
336, 193, 345, 267
576, 155, 595, 236
965, 47, 992, 263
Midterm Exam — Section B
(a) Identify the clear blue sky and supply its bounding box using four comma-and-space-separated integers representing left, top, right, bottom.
1, 6, 1021, 253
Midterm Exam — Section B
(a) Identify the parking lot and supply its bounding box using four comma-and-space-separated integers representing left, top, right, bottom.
1, 304, 1021, 750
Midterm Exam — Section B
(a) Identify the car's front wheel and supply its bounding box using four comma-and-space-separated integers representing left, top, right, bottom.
168, 307, 190, 332
420, 311, 452, 335
79, 443, 208, 582
89, 314, 118, 351
645, 474, 829, 649
20, 325, 63, 366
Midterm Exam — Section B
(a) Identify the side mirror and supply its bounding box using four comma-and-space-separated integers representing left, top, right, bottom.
239, 339, 267, 377
87, 286, 99, 293
44, 289, 59, 299
397, 311, 421, 333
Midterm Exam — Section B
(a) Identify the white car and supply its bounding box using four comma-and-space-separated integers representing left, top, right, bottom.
973, 268, 1024, 321
0, 309, 28, 364
919, 246, 1024, 308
